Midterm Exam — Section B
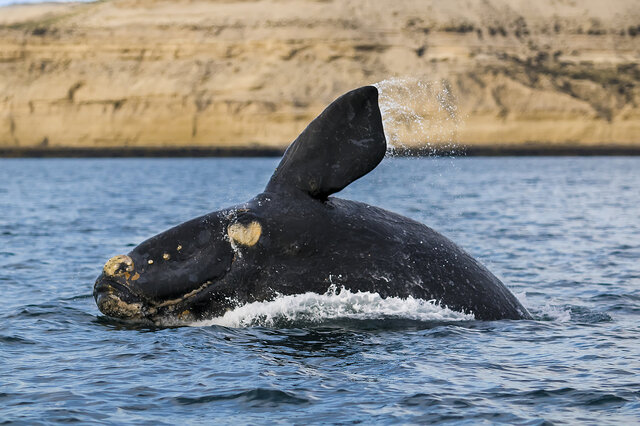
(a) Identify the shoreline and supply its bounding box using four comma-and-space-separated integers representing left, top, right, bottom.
2, 145, 640, 158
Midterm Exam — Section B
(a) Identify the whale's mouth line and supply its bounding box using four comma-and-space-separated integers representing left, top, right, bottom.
94, 272, 215, 310
151, 279, 216, 309
95, 278, 143, 303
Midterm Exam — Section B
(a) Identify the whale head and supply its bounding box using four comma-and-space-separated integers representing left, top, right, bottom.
94, 210, 237, 322
93, 85, 386, 323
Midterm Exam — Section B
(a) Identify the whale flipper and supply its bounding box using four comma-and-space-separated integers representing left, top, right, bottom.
266, 86, 386, 199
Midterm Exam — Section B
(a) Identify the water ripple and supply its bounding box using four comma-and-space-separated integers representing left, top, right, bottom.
173, 388, 310, 407
1, 157, 639, 423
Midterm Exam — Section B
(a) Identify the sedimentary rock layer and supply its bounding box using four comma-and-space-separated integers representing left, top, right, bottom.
1, 0, 639, 151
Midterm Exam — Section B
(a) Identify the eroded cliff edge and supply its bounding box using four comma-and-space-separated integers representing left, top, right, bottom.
1, 0, 639, 152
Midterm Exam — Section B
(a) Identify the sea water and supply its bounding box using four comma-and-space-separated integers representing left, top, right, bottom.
1, 157, 639, 423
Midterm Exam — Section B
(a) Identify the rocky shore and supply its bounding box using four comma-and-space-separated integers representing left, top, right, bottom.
1, 0, 639, 154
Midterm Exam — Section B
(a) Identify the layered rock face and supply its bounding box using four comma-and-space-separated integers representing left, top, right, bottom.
0, 0, 639, 151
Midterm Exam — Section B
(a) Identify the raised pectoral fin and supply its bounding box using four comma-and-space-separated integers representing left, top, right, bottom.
266, 86, 386, 199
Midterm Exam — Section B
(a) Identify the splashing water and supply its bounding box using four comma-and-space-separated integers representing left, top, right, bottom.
193, 286, 474, 328
514, 291, 572, 322
374, 77, 461, 155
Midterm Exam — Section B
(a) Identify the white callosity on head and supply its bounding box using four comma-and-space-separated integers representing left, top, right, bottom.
103, 254, 134, 277
99, 294, 143, 319
227, 221, 262, 247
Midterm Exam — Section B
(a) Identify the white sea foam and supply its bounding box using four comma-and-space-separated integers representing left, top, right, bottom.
191, 286, 474, 328
514, 291, 571, 322
535, 303, 572, 322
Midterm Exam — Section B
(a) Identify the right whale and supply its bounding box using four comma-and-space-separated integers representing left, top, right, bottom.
94, 85, 531, 323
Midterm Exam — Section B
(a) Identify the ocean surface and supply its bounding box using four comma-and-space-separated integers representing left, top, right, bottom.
1, 157, 639, 424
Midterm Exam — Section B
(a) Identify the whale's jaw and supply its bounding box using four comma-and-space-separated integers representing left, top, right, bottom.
94, 276, 148, 321
93, 274, 228, 324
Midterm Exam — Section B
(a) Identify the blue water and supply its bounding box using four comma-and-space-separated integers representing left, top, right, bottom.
1, 157, 639, 424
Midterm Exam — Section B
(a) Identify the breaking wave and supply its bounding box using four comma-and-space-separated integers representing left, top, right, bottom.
192, 286, 474, 328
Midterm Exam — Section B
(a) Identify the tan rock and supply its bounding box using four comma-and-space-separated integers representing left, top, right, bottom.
0, 0, 639, 151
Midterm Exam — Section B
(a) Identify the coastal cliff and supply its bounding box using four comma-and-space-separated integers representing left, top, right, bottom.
1, 0, 639, 152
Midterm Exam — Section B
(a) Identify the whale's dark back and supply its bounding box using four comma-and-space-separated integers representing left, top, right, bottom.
220, 191, 530, 321
259, 85, 528, 320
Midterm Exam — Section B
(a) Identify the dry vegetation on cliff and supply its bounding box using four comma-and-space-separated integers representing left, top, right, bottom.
1, 0, 639, 153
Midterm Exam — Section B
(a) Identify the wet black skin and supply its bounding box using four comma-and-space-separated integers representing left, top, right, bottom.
94, 86, 531, 323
